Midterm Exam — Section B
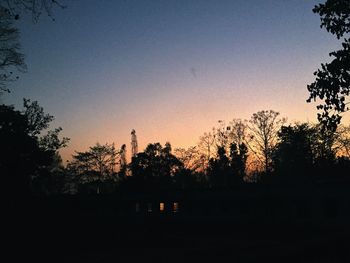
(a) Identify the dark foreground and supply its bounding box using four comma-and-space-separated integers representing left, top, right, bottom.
5, 187, 350, 262
9, 215, 350, 263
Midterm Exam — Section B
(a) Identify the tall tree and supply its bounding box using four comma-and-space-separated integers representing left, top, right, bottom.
229, 142, 248, 184
208, 146, 230, 188
247, 110, 286, 175
129, 142, 183, 189
214, 120, 230, 149
228, 119, 248, 148
307, 0, 350, 130
198, 130, 216, 169
273, 123, 316, 180
68, 143, 119, 194
227, 119, 249, 182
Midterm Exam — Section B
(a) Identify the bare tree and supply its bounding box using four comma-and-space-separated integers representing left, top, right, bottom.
332, 124, 350, 158
214, 120, 230, 149
228, 119, 248, 147
247, 110, 286, 174
174, 146, 205, 172
198, 130, 216, 168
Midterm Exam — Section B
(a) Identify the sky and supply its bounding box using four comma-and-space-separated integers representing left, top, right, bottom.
2, 0, 348, 162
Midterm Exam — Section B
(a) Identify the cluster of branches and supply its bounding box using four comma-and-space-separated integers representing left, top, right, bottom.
1, 0, 66, 22
307, 0, 350, 131
66, 143, 119, 194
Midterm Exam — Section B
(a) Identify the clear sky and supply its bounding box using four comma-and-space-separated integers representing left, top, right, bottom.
2, 0, 347, 162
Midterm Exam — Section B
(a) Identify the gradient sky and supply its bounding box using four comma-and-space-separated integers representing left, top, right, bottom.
3, 0, 348, 162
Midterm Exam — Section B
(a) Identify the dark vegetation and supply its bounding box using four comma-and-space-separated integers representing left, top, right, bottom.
1, 0, 350, 262
2, 100, 350, 262
2, 101, 350, 196
307, 0, 350, 130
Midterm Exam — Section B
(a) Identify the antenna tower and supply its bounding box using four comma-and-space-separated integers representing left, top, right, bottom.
131, 129, 138, 157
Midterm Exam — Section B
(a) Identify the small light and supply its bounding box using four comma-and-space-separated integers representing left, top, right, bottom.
160, 202, 165, 212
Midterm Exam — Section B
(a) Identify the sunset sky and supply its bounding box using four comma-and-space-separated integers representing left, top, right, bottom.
3, 0, 348, 162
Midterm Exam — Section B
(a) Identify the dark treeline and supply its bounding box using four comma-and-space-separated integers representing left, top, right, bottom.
2, 101, 350, 197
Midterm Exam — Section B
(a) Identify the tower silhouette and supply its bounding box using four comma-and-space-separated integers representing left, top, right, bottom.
131, 129, 138, 157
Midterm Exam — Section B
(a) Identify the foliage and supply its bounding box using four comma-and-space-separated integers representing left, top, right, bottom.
208, 146, 231, 188
271, 122, 350, 182
207, 142, 248, 188
229, 142, 248, 183
31, 152, 69, 194
68, 143, 119, 194
0, 99, 69, 195
307, 0, 350, 130
129, 142, 184, 189
273, 123, 316, 180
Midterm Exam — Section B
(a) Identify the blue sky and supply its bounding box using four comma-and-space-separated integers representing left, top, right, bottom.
2, 0, 345, 161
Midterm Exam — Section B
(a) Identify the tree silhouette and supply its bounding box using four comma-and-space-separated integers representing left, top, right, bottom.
68, 143, 119, 194
129, 142, 183, 190
208, 146, 231, 188
247, 110, 286, 175
198, 130, 216, 168
0, 99, 68, 196
334, 124, 350, 158
214, 120, 230, 149
31, 152, 68, 194
174, 146, 205, 173
273, 123, 316, 181
307, 0, 350, 130
272, 122, 350, 182
229, 142, 248, 184
228, 119, 248, 148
